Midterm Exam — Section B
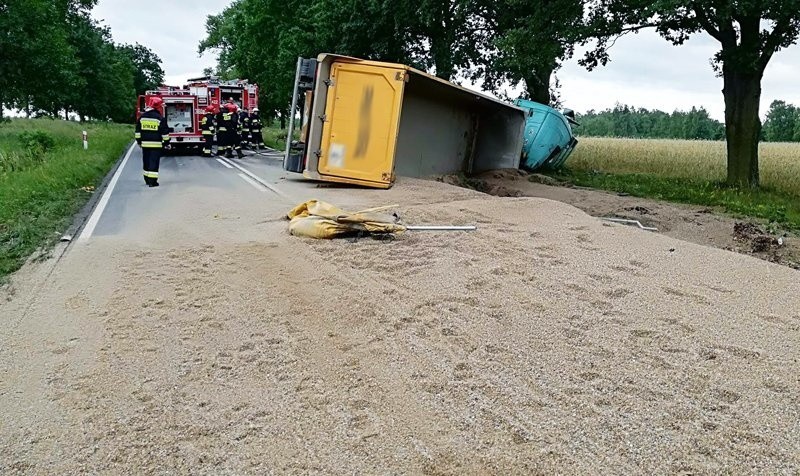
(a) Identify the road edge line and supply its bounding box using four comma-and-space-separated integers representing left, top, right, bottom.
77, 142, 136, 243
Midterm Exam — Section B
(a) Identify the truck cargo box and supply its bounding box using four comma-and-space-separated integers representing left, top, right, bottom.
285, 54, 526, 189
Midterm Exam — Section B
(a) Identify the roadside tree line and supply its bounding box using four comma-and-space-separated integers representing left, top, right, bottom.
578, 101, 800, 143
577, 106, 726, 141
0, 0, 164, 123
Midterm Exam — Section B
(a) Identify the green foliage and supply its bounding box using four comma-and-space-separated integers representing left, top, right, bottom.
478, 0, 585, 105
119, 43, 165, 97
577, 105, 725, 140
0, 1, 162, 123
763, 100, 799, 142
0, 119, 131, 280
18, 130, 56, 156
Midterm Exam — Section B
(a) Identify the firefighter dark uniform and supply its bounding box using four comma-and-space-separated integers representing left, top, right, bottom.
249, 108, 263, 149
226, 104, 244, 158
238, 110, 250, 148
200, 107, 215, 157
215, 110, 227, 156
135, 98, 169, 187
218, 105, 237, 158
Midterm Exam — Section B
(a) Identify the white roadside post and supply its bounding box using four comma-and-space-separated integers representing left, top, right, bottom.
82, 130, 88, 150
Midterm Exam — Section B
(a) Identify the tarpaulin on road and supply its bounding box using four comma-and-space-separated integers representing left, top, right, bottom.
287, 200, 406, 239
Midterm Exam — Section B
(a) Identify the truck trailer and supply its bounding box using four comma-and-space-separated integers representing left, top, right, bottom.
283, 54, 526, 189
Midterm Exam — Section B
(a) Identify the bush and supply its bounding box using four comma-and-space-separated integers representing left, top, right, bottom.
18, 130, 56, 156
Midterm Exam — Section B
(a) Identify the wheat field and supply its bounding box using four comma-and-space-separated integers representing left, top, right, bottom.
568, 137, 800, 197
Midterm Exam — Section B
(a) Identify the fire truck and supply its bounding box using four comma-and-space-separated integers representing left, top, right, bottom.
136, 77, 259, 150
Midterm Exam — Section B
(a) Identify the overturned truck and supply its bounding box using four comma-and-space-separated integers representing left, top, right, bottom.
284, 54, 576, 189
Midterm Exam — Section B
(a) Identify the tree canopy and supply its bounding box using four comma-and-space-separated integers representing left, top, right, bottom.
0, 0, 164, 122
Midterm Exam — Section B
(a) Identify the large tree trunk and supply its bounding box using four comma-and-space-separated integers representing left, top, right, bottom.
723, 69, 762, 188
524, 65, 554, 106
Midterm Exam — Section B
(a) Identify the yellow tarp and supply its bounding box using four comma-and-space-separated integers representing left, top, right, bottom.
287, 200, 407, 239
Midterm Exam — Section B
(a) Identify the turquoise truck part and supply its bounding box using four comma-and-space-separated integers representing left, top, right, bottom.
514, 98, 579, 171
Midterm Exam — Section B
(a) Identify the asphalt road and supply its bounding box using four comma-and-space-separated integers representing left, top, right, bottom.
77, 145, 300, 244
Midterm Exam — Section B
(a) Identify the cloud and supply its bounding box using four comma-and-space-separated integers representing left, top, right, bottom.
558, 30, 800, 121
92, 0, 232, 85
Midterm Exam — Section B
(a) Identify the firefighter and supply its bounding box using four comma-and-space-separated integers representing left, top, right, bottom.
249, 107, 264, 149
238, 108, 250, 149
200, 105, 216, 157
229, 103, 245, 158
220, 103, 242, 159
216, 105, 230, 157
134, 96, 169, 187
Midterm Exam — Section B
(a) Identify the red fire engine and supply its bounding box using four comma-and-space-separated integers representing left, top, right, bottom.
136, 77, 259, 150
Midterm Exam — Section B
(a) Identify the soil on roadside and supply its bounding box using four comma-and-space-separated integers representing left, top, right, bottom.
440, 169, 800, 270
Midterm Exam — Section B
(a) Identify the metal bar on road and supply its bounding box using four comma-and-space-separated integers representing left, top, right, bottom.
601, 218, 658, 232
406, 225, 477, 231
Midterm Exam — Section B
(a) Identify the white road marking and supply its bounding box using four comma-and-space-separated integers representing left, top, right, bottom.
215, 158, 233, 169
77, 142, 136, 243
219, 158, 287, 197
237, 173, 267, 192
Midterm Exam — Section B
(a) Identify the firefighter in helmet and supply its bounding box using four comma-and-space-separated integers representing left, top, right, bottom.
134, 96, 170, 187
200, 105, 216, 157
216, 104, 230, 157
229, 103, 245, 158
238, 108, 251, 149
249, 107, 263, 149
220, 102, 243, 159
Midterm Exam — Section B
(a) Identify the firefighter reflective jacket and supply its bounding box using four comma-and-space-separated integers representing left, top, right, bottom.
135, 109, 170, 149
250, 114, 262, 133
200, 113, 215, 135
217, 111, 237, 133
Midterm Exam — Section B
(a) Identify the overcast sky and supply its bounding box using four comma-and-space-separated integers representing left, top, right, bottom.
92, 0, 800, 121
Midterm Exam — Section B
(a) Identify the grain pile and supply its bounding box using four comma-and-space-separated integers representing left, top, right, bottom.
1, 178, 798, 474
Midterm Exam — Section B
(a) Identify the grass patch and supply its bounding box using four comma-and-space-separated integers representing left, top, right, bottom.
548, 169, 800, 230
556, 137, 800, 230
0, 118, 131, 280
261, 125, 287, 150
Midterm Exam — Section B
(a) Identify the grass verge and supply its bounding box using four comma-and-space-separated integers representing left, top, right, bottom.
547, 168, 800, 231
0, 118, 131, 281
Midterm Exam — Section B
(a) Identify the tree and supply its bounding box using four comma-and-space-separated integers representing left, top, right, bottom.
119, 44, 165, 96
0, 0, 95, 116
763, 100, 798, 142
478, 0, 584, 105
66, 12, 136, 121
587, 1, 800, 188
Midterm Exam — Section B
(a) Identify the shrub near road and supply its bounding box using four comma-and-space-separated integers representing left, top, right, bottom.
0, 119, 130, 280
557, 137, 800, 229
